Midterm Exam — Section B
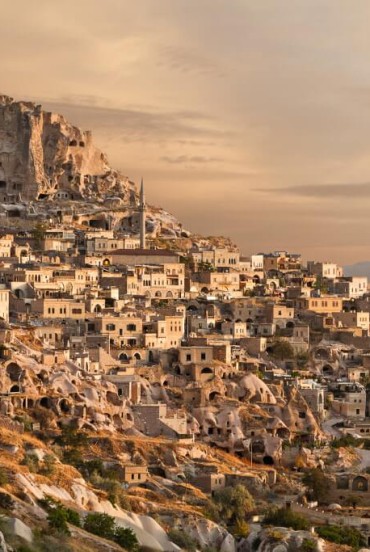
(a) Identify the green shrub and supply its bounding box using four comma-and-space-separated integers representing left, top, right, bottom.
21, 454, 39, 473
32, 407, 56, 430
316, 525, 365, 548
331, 435, 361, 449
300, 538, 316, 551
83, 512, 139, 550
263, 507, 309, 531
267, 528, 285, 541
251, 536, 261, 551
61, 447, 83, 467
47, 506, 70, 535
114, 526, 139, 551
167, 529, 197, 551
233, 519, 250, 538
0, 491, 14, 510
83, 512, 115, 540
80, 459, 105, 478
56, 426, 88, 448
65, 508, 81, 527
0, 467, 8, 486
89, 475, 131, 510
41, 454, 56, 476
38, 495, 59, 510
40, 497, 80, 530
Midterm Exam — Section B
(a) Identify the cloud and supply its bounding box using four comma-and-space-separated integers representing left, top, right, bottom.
42, 99, 232, 144
157, 45, 226, 77
255, 182, 370, 199
160, 155, 221, 164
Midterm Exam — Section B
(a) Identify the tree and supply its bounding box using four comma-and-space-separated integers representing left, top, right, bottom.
212, 485, 254, 526
83, 512, 115, 540
313, 276, 328, 295
269, 339, 294, 360
302, 468, 332, 503
57, 425, 88, 448
198, 261, 214, 272
32, 222, 48, 249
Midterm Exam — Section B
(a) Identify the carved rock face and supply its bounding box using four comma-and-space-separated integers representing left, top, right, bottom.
0, 96, 133, 202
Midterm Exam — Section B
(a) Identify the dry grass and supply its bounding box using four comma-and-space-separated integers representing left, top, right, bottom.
323, 544, 352, 552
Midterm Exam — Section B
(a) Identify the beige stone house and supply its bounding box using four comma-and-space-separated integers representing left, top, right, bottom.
307, 261, 343, 279
143, 314, 184, 349
0, 234, 13, 257
330, 382, 366, 418
191, 270, 240, 294
332, 277, 368, 298
91, 314, 143, 348
41, 298, 85, 320
189, 246, 240, 270
295, 296, 343, 313
334, 311, 370, 332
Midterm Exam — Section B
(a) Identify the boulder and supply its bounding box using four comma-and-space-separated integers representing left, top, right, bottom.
2, 517, 33, 543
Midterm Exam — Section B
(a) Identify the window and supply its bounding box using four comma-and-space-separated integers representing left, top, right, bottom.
201, 352, 206, 360
72, 308, 82, 314
186, 354, 191, 361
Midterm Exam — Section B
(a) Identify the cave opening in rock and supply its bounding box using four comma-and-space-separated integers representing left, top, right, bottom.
59, 399, 71, 414
40, 397, 52, 409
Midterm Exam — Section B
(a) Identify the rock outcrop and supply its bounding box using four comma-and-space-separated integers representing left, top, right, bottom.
242, 526, 325, 552
0, 95, 135, 203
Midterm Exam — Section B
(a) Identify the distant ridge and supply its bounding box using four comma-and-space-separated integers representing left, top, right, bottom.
344, 261, 370, 278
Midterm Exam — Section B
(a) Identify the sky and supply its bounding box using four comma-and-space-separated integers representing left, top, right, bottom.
2, 0, 370, 264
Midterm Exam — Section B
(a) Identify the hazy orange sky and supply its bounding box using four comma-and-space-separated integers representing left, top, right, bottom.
2, 0, 370, 264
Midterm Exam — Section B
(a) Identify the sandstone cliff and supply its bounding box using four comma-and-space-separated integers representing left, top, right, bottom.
0, 95, 135, 203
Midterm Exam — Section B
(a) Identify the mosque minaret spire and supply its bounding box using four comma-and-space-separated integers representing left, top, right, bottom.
139, 177, 146, 249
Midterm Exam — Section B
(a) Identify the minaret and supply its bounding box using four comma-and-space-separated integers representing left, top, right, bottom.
139, 177, 146, 249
